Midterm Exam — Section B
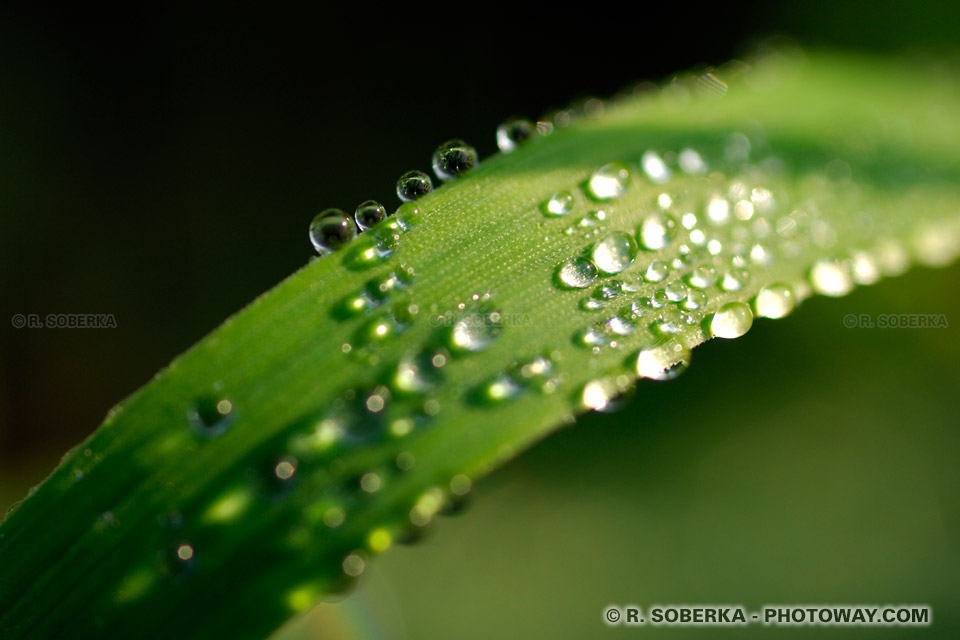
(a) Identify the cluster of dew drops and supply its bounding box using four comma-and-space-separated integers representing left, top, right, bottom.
87, 67, 953, 607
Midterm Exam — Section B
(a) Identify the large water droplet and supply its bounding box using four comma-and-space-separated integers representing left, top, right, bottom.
586, 162, 629, 200
592, 231, 637, 274
396, 170, 433, 202
496, 118, 534, 153
754, 283, 795, 318
432, 139, 478, 181
636, 342, 691, 380
556, 257, 599, 289
710, 302, 753, 338
354, 200, 387, 231
638, 213, 677, 250
309, 209, 357, 254
809, 259, 853, 297
543, 191, 574, 216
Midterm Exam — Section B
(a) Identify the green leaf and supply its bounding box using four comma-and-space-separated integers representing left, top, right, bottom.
2, 49, 959, 640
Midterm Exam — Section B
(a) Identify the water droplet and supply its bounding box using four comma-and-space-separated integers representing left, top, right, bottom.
482, 374, 523, 403
851, 251, 880, 285
683, 290, 707, 310
604, 315, 633, 336
449, 311, 502, 352
809, 259, 853, 297
581, 379, 616, 411
720, 268, 751, 292
710, 302, 754, 338
354, 200, 387, 231
556, 257, 599, 289
188, 396, 233, 438
432, 139, 478, 181
394, 349, 447, 394
544, 191, 574, 216
586, 162, 629, 200
678, 148, 707, 174
637, 213, 677, 250
636, 342, 691, 380
754, 283, 795, 318
496, 118, 534, 153
705, 196, 731, 225
575, 327, 609, 349
309, 209, 357, 254
580, 297, 606, 311
592, 231, 637, 274
664, 280, 688, 302
640, 151, 672, 184
644, 260, 670, 282
396, 170, 433, 202
686, 265, 718, 289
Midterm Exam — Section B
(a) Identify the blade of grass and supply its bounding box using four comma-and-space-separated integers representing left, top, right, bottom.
2, 49, 960, 640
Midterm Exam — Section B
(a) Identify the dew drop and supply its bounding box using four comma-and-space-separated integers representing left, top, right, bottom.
678, 148, 707, 175
396, 170, 433, 202
449, 312, 502, 353
683, 289, 707, 310
394, 348, 447, 395
637, 213, 677, 250
644, 260, 670, 282
581, 379, 616, 411
556, 257, 599, 289
309, 209, 357, 254
432, 139, 478, 181
851, 251, 880, 285
496, 118, 534, 153
640, 151, 672, 184
354, 200, 387, 231
710, 302, 754, 338
586, 162, 629, 200
636, 343, 692, 380
809, 259, 853, 297
705, 196, 731, 225
720, 268, 751, 292
664, 280, 688, 302
754, 283, 795, 318
592, 231, 637, 274
544, 191, 574, 216
188, 396, 233, 438
482, 374, 523, 403
686, 265, 718, 289
606, 315, 635, 336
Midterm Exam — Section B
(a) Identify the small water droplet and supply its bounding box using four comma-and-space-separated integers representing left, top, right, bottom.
720, 268, 751, 291
394, 348, 447, 394
710, 302, 754, 338
606, 316, 635, 336
705, 195, 731, 225
809, 259, 853, 297
640, 150, 672, 184
188, 396, 233, 438
496, 118, 534, 153
592, 231, 637, 274
449, 311, 502, 352
342, 553, 366, 577
638, 213, 677, 250
644, 260, 670, 282
354, 200, 387, 231
274, 457, 297, 480
683, 289, 708, 310
754, 283, 795, 318
309, 209, 357, 254
678, 148, 707, 175
432, 139, 478, 181
586, 162, 629, 200
544, 191, 574, 216
396, 170, 433, 202
686, 265, 718, 289
556, 257, 599, 289
664, 280, 688, 302
637, 342, 691, 380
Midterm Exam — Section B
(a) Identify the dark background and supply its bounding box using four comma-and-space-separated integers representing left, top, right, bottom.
0, 2, 956, 502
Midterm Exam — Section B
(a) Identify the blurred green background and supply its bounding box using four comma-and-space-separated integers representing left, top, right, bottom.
1, 4, 958, 639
